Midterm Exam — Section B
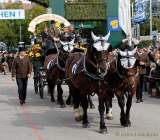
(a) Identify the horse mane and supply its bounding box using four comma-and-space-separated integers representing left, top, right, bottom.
45, 48, 58, 56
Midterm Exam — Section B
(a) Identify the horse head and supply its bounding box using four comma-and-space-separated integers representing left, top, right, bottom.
118, 40, 138, 69
60, 38, 75, 53
89, 31, 111, 76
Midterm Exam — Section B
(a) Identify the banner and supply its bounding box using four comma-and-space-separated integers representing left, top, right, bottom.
132, 0, 147, 24
118, 0, 131, 36
108, 17, 121, 31
0, 9, 25, 20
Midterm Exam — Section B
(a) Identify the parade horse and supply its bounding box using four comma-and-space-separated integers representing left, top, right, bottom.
65, 32, 111, 133
148, 47, 160, 97
44, 39, 75, 108
105, 38, 139, 127
65, 35, 95, 109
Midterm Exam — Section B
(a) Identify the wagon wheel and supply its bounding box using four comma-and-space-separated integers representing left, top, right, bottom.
33, 63, 39, 94
39, 72, 44, 99
34, 76, 38, 94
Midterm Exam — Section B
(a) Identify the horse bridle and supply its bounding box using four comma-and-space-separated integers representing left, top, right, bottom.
83, 55, 108, 80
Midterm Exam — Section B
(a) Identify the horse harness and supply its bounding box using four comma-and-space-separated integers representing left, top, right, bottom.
71, 54, 108, 81
47, 52, 66, 72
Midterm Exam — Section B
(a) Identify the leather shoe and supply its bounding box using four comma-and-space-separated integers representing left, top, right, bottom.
20, 100, 24, 105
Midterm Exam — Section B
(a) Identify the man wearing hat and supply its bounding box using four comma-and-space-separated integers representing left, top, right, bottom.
48, 20, 62, 49
11, 45, 32, 105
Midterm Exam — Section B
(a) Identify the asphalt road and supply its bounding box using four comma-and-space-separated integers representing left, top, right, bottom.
0, 73, 160, 140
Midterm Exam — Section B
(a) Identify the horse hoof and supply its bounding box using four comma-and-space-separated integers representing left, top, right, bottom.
51, 98, 55, 102
121, 122, 131, 127
128, 120, 131, 127
60, 104, 66, 108
99, 127, 107, 134
75, 116, 82, 122
106, 116, 113, 120
82, 123, 90, 128
66, 99, 71, 105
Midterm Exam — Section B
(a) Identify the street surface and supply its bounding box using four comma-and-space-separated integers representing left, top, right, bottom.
0, 73, 160, 140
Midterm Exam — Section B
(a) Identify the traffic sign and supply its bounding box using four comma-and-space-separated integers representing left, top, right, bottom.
152, 31, 158, 41
0, 9, 25, 20
74, 22, 94, 29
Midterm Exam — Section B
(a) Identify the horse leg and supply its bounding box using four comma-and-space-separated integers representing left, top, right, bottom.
47, 79, 55, 102
81, 94, 89, 128
116, 92, 127, 127
57, 82, 65, 108
148, 81, 153, 96
88, 95, 95, 109
98, 96, 107, 133
126, 94, 133, 127
156, 84, 160, 98
106, 96, 113, 120
69, 85, 82, 122
66, 91, 73, 106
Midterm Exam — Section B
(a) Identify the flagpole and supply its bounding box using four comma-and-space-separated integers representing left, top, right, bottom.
129, 0, 132, 46
150, 0, 152, 40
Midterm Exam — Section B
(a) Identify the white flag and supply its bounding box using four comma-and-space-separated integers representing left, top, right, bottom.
118, 0, 131, 36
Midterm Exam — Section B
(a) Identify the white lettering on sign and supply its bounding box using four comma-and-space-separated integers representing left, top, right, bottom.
0, 9, 25, 20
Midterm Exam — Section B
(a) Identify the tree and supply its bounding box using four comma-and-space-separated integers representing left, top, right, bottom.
0, 2, 46, 49
0, 21, 18, 48
140, 17, 160, 36
29, 0, 49, 7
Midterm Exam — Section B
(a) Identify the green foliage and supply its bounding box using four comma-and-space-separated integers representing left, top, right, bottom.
140, 17, 160, 36
65, 2, 106, 20
0, 3, 46, 49
139, 40, 152, 48
29, 0, 49, 7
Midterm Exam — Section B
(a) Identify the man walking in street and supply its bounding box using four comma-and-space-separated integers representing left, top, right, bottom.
11, 47, 32, 105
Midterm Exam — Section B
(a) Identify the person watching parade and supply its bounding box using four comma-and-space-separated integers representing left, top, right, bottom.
1, 51, 8, 75
11, 44, 32, 105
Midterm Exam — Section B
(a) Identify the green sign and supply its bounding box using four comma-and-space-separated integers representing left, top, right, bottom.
74, 22, 94, 29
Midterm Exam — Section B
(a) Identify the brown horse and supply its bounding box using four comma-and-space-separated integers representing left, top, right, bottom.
148, 47, 160, 97
105, 39, 139, 127
44, 39, 75, 108
65, 32, 111, 133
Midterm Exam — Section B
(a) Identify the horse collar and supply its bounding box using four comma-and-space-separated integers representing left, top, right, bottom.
83, 56, 106, 80
56, 52, 65, 72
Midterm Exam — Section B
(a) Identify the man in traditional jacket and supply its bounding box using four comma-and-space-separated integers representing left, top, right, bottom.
12, 47, 32, 105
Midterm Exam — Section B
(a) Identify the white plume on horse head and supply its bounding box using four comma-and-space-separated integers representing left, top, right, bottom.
118, 47, 137, 57
91, 31, 111, 51
60, 40, 66, 46
91, 32, 100, 42
69, 38, 75, 45
102, 31, 111, 41
118, 49, 127, 57
128, 47, 137, 56
122, 38, 140, 46
122, 38, 128, 43
132, 38, 140, 45
60, 39, 74, 52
